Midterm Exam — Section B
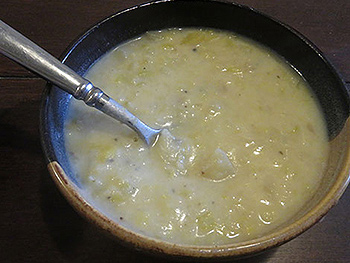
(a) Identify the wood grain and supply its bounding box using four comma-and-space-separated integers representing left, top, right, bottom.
0, 0, 349, 80
0, 1, 349, 262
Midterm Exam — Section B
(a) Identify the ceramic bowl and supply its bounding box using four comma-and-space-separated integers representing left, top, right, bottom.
40, 0, 350, 260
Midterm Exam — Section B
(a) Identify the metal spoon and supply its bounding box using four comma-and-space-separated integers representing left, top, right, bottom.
0, 20, 161, 146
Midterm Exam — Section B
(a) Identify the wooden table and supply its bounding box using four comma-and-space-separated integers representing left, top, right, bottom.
1, 1, 349, 262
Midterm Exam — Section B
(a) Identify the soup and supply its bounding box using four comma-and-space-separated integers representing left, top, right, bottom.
65, 28, 329, 245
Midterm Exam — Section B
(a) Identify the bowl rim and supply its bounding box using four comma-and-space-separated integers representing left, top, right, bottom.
46, 135, 350, 259
40, 0, 350, 259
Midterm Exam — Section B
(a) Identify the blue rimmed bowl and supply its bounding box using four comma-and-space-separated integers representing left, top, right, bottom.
40, 0, 350, 260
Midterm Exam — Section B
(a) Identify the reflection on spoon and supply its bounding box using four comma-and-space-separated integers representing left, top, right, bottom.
0, 20, 161, 146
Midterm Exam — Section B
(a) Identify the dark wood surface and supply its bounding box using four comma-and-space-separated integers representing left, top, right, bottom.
0, 1, 349, 262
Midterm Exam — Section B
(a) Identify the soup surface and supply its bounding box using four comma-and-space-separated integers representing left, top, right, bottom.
65, 28, 329, 245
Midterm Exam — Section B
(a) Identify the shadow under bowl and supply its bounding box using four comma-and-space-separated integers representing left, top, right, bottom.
40, 0, 350, 260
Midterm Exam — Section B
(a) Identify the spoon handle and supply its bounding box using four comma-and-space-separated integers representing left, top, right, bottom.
0, 20, 91, 97
0, 20, 160, 145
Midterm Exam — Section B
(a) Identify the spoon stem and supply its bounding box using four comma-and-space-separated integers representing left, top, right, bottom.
0, 20, 160, 145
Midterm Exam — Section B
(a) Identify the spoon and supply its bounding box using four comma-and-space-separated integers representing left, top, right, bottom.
0, 20, 161, 146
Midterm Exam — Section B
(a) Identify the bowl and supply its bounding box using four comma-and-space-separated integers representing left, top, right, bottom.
40, 0, 350, 260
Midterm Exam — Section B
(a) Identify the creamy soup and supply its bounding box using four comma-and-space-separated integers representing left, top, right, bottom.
65, 28, 329, 245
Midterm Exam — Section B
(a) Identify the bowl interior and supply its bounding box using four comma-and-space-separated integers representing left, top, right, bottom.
40, 0, 350, 258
